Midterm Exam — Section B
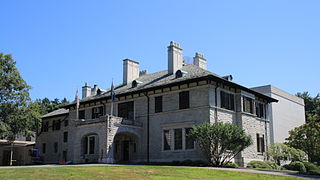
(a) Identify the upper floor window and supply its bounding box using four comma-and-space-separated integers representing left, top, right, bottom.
64, 119, 69, 127
118, 101, 134, 120
255, 102, 265, 118
42, 121, 49, 132
155, 96, 163, 113
92, 106, 104, 119
63, 132, 68, 143
79, 110, 85, 119
243, 97, 254, 114
52, 120, 61, 131
179, 91, 190, 109
220, 91, 235, 111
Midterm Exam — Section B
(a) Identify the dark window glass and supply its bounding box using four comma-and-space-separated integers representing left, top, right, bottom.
155, 96, 163, 113
163, 130, 171, 150
84, 136, 88, 154
243, 97, 253, 114
89, 136, 95, 154
133, 143, 136, 153
174, 129, 182, 150
56, 120, 61, 130
256, 103, 265, 118
52, 120, 55, 131
54, 142, 58, 153
79, 110, 85, 119
64, 119, 68, 127
221, 91, 235, 111
44, 121, 49, 132
185, 128, 194, 149
63, 132, 68, 143
42, 143, 46, 154
118, 101, 134, 120
179, 91, 190, 109
92, 106, 104, 119
256, 134, 265, 153
25, 136, 31, 141
63, 151, 67, 161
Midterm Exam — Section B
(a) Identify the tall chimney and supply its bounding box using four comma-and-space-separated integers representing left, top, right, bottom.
82, 82, 91, 98
193, 52, 207, 70
91, 84, 98, 96
168, 41, 183, 74
123, 59, 139, 85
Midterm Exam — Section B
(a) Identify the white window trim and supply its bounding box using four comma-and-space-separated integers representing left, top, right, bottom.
86, 135, 95, 155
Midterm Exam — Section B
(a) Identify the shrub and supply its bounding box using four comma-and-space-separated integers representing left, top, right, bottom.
193, 160, 207, 167
171, 161, 181, 166
265, 161, 282, 170
224, 162, 238, 168
247, 161, 271, 169
181, 159, 193, 166
284, 161, 306, 173
302, 161, 320, 175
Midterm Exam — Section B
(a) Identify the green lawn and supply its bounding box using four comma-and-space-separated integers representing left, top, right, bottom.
0, 165, 308, 180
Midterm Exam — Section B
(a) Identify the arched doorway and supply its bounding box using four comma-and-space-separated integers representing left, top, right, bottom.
114, 132, 138, 163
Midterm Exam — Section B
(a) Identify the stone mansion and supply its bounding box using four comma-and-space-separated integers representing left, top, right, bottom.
36, 41, 304, 166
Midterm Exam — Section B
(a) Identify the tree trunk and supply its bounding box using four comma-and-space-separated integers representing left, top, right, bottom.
9, 142, 13, 166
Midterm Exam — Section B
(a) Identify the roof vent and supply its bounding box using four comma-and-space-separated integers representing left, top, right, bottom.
222, 75, 233, 81
175, 70, 188, 78
132, 80, 143, 88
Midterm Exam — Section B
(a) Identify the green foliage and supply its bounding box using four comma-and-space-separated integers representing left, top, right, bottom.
302, 161, 320, 175
189, 122, 252, 166
247, 161, 272, 169
224, 162, 239, 168
268, 143, 307, 165
0, 53, 31, 140
286, 92, 320, 164
34, 97, 69, 115
283, 161, 307, 173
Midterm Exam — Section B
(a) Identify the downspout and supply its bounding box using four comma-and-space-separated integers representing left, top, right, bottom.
146, 93, 150, 163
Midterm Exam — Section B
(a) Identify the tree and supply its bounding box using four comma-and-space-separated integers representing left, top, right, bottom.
286, 92, 320, 164
0, 53, 31, 165
268, 143, 306, 165
189, 122, 252, 166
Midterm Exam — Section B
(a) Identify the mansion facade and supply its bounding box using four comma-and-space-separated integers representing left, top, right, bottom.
36, 42, 281, 166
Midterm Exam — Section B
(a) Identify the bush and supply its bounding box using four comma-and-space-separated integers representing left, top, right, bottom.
302, 161, 320, 175
193, 160, 207, 167
171, 161, 181, 166
283, 161, 306, 173
181, 159, 193, 166
247, 161, 272, 169
265, 161, 283, 170
224, 162, 238, 168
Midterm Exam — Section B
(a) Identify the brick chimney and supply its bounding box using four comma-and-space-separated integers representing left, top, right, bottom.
82, 82, 91, 98
123, 59, 139, 85
193, 52, 207, 70
168, 41, 183, 74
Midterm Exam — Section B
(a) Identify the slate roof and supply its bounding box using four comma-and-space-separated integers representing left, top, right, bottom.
65, 64, 277, 107
42, 108, 69, 118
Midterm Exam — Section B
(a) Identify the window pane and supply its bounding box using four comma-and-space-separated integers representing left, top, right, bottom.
118, 101, 134, 119
179, 91, 190, 109
174, 129, 182, 150
185, 128, 194, 149
64, 132, 68, 142
155, 96, 163, 113
79, 110, 85, 119
163, 130, 171, 150
89, 136, 95, 154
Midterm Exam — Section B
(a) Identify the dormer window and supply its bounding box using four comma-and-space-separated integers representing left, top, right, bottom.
175, 70, 188, 78
132, 80, 143, 88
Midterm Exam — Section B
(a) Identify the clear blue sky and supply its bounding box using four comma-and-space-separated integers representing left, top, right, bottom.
1, 0, 319, 101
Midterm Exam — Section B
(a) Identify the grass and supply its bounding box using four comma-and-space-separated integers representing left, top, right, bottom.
0, 165, 309, 180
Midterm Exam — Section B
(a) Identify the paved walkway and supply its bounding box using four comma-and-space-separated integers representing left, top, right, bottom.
0, 164, 319, 179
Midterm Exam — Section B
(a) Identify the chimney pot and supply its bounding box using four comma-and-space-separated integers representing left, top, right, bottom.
193, 52, 207, 70
82, 82, 91, 98
168, 41, 183, 74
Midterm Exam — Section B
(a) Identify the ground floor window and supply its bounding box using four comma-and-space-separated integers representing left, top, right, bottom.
84, 135, 96, 154
256, 133, 265, 153
163, 127, 194, 151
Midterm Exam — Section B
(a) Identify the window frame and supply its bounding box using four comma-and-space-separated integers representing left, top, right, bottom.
179, 91, 190, 110
118, 101, 134, 120
63, 131, 68, 143
243, 96, 254, 114
155, 96, 163, 113
220, 90, 235, 111
162, 127, 195, 151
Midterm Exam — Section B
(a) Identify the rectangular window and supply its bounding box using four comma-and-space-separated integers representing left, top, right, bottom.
118, 101, 134, 120
256, 134, 265, 153
79, 110, 85, 119
63, 151, 67, 161
220, 91, 235, 111
256, 102, 265, 118
185, 128, 195, 149
243, 97, 254, 114
54, 142, 58, 153
25, 136, 31, 141
155, 96, 163, 113
56, 120, 61, 130
52, 120, 55, 131
64, 119, 69, 127
63, 132, 68, 142
89, 136, 95, 154
163, 130, 171, 150
52, 120, 61, 131
179, 91, 190, 109
42, 143, 46, 154
92, 106, 104, 119
41, 121, 49, 132
174, 129, 182, 150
